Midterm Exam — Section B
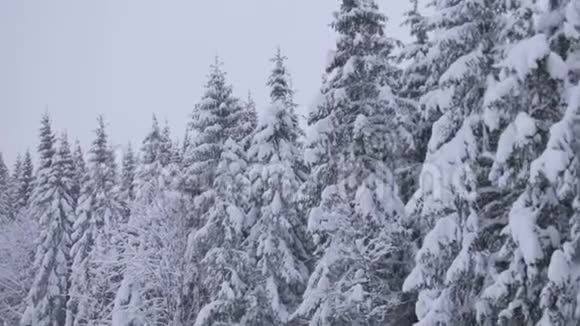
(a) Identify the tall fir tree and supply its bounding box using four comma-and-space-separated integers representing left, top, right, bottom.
66, 117, 125, 326
537, 3, 580, 323
10, 154, 23, 214
135, 116, 173, 203
182, 59, 258, 324
12, 154, 22, 184
17, 151, 35, 210
21, 121, 75, 326
398, 0, 429, 101
400, 0, 505, 324
113, 120, 189, 326
245, 91, 259, 138
295, 1, 414, 324
70, 141, 86, 210
120, 143, 137, 202
476, 0, 580, 324
396, 0, 432, 203
535, 87, 580, 326
141, 115, 164, 167
245, 49, 308, 323
161, 120, 174, 166
0, 153, 13, 222
0, 212, 38, 325
182, 58, 254, 223
188, 138, 260, 326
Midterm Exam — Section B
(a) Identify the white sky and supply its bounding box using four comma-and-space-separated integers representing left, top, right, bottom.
0, 0, 411, 166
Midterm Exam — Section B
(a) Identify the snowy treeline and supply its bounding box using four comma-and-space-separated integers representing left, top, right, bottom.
2, 0, 580, 325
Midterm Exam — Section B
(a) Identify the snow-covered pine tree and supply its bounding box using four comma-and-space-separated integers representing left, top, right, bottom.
182, 126, 192, 163
535, 85, 580, 326
476, 1, 580, 324
12, 154, 22, 184
1, 153, 36, 324
295, 1, 414, 324
113, 187, 190, 325
21, 123, 75, 326
188, 138, 260, 326
134, 116, 172, 203
66, 116, 125, 326
120, 143, 137, 203
0, 153, 13, 223
245, 91, 259, 138
161, 120, 173, 167
396, 0, 433, 203
70, 141, 86, 209
113, 120, 190, 326
399, 0, 428, 100
141, 115, 164, 167
245, 49, 308, 323
400, 0, 509, 324
10, 154, 22, 213
17, 151, 35, 210
170, 138, 183, 167
0, 214, 38, 325
182, 59, 252, 222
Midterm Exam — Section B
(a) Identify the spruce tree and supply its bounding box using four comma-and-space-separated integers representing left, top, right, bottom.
120, 143, 137, 202
135, 116, 172, 203
295, 1, 413, 324
21, 121, 74, 326
535, 86, 580, 326
245, 49, 308, 323
400, 0, 506, 324
245, 91, 259, 138
10, 154, 23, 214
0, 153, 12, 222
113, 121, 189, 326
396, 0, 432, 203
161, 120, 173, 167
182, 58, 253, 225
141, 116, 164, 167
398, 0, 429, 101
66, 117, 125, 326
0, 207, 38, 326
182, 60, 260, 325
189, 138, 259, 325
17, 151, 35, 210
70, 141, 86, 209
476, 1, 579, 324
12, 154, 22, 184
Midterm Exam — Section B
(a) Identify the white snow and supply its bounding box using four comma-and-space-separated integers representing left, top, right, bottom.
403, 216, 460, 292
546, 52, 568, 80
226, 204, 245, 236
499, 34, 550, 80
565, 0, 580, 46
349, 284, 364, 302
530, 85, 580, 187
427, 111, 459, 155
355, 184, 374, 218
421, 217, 460, 258
445, 232, 477, 284
500, 112, 536, 161
342, 57, 357, 77
547, 250, 570, 285
439, 49, 482, 85
483, 75, 518, 111
421, 87, 454, 113
354, 114, 368, 135
508, 195, 543, 265
490, 112, 537, 186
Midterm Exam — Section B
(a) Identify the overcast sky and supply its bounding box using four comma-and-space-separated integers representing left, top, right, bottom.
0, 0, 411, 166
